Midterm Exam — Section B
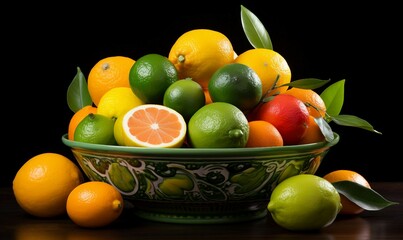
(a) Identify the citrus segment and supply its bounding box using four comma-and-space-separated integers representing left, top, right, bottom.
121, 104, 187, 148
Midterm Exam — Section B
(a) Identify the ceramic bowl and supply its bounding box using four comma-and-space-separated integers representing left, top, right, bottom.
61, 133, 339, 224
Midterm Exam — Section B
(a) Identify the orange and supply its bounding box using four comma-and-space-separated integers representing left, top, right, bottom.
204, 89, 212, 104
284, 88, 326, 118
299, 115, 325, 144
68, 105, 98, 141
323, 170, 371, 215
234, 48, 291, 97
117, 104, 187, 148
168, 29, 235, 89
246, 120, 283, 147
87, 56, 135, 106
66, 181, 124, 228
254, 94, 309, 145
12, 153, 84, 218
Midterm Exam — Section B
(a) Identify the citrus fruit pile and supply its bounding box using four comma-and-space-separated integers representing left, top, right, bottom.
12, 5, 393, 231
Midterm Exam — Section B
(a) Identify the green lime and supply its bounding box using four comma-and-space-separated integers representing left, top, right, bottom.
268, 174, 342, 231
74, 113, 117, 145
208, 63, 262, 112
163, 78, 206, 121
188, 102, 249, 148
129, 53, 178, 104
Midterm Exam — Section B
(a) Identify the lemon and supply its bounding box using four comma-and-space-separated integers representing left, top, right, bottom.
208, 63, 262, 112
129, 53, 178, 104
97, 87, 144, 119
188, 102, 249, 148
13, 153, 84, 217
268, 174, 342, 231
163, 78, 206, 121
74, 113, 117, 145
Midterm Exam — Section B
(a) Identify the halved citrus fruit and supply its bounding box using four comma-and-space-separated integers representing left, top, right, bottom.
119, 104, 187, 148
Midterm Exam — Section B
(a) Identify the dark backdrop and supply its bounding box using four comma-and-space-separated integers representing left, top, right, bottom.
3, 1, 399, 187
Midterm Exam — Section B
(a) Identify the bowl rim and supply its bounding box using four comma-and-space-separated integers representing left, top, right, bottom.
61, 132, 339, 157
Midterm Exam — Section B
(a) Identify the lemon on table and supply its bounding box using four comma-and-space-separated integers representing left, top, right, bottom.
67, 181, 124, 228
267, 174, 342, 231
163, 78, 206, 122
74, 113, 117, 145
129, 53, 178, 104
117, 104, 187, 148
188, 102, 249, 148
13, 153, 84, 217
208, 63, 262, 112
97, 87, 144, 119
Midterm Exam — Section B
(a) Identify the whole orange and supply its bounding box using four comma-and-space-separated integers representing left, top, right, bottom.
13, 153, 84, 217
284, 88, 326, 118
66, 181, 124, 228
168, 29, 235, 90
246, 120, 283, 147
254, 94, 309, 145
299, 115, 325, 144
234, 48, 291, 97
68, 105, 98, 141
87, 56, 135, 106
323, 170, 371, 215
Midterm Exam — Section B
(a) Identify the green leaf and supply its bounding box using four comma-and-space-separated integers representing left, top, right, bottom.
67, 67, 92, 113
320, 79, 345, 117
332, 181, 399, 211
240, 5, 273, 50
330, 114, 382, 134
280, 78, 330, 89
315, 117, 334, 142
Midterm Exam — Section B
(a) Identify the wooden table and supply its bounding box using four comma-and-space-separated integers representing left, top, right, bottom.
1, 182, 402, 239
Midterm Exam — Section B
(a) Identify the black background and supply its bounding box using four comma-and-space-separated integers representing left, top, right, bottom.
3, 1, 400, 187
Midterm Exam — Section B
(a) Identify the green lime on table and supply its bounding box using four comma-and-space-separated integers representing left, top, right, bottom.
268, 174, 342, 231
163, 78, 206, 121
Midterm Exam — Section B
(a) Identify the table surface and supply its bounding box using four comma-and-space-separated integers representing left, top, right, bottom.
1, 182, 402, 239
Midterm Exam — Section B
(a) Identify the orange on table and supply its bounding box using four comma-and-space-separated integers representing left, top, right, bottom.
298, 115, 325, 144
66, 181, 124, 228
118, 104, 187, 148
234, 48, 291, 97
284, 88, 326, 118
246, 120, 283, 147
168, 29, 235, 90
323, 170, 371, 215
68, 105, 98, 140
88, 56, 135, 106
12, 153, 84, 218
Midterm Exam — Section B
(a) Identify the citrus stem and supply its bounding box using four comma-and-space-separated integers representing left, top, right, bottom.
178, 55, 185, 63
112, 200, 122, 211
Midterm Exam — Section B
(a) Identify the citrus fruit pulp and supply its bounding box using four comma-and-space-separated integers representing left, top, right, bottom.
118, 104, 187, 148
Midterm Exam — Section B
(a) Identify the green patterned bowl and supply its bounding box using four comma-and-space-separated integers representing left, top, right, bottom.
61, 133, 339, 224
